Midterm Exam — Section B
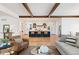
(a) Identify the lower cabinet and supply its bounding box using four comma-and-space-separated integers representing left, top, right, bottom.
29, 31, 50, 37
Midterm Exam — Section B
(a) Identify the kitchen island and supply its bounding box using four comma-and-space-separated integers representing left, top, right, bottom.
29, 31, 50, 37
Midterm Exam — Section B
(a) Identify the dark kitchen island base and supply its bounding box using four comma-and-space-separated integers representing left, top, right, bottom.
29, 31, 50, 37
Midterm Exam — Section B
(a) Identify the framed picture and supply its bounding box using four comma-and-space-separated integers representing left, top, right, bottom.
33, 23, 36, 28
3, 24, 10, 33
43, 23, 47, 28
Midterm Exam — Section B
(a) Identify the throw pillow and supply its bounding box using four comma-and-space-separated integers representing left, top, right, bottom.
0, 38, 9, 43
65, 38, 76, 46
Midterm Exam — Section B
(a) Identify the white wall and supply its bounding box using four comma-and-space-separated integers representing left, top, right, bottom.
62, 18, 79, 36
0, 15, 21, 38
20, 18, 61, 35
0, 4, 21, 38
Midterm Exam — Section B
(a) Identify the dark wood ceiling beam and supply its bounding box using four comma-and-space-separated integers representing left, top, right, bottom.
22, 3, 33, 16
48, 3, 60, 17
19, 16, 50, 18
19, 16, 79, 18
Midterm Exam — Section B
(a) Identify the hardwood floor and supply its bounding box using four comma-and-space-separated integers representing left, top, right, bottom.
29, 37, 50, 42
22, 34, 59, 46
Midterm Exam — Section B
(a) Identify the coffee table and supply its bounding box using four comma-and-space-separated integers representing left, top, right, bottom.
31, 46, 52, 55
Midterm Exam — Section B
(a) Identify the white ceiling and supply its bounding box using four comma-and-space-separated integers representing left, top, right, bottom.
27, 3, 54, 16
0, 3, 55, 16
0, 11, 9, 16
52, 3, 79, 16
1, 3, 79, 16
0, 3, 30, 16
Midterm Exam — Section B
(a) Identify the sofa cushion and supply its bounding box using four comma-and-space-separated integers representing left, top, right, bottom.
66, 36, 77, 39
76, 36, 79, 48
65, 38, 76, 46
14, 38, 23, 44
56, 42, 79, 55
21, 42, 28, 48
65, 42, 76, 46
59, 35, 67, 42
65, 38, 76, 43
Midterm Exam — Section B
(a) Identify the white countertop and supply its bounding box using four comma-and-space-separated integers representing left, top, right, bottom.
30, 28, 50, 32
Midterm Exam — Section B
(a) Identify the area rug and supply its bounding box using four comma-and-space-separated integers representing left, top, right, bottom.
19, 46, 60, 55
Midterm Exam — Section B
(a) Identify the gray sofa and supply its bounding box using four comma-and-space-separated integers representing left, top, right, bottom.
55, 35, 79, 55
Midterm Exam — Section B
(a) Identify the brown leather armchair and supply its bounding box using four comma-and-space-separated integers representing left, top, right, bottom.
9, 39, 29, 54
